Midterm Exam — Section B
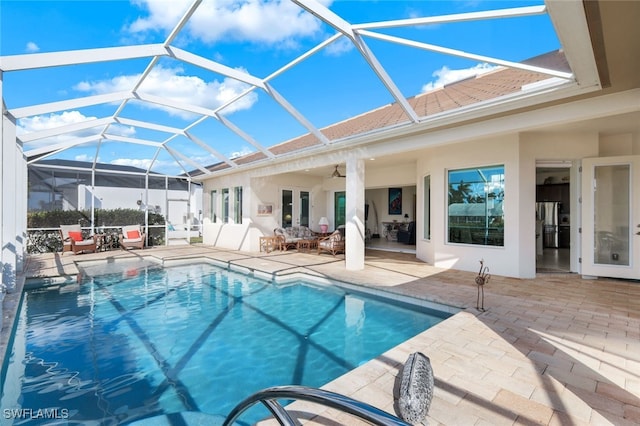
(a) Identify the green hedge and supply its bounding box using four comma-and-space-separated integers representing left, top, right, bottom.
28, 208, 166, 228
27, 209, 166, 254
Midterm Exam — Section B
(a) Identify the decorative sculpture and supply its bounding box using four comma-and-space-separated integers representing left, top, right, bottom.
475, 259, 490, 312
396, 352, 434, 424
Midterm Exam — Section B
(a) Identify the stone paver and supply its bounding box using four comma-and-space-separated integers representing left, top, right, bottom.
2, 245, 639, 425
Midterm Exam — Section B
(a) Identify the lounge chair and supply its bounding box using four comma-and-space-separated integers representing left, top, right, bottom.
119, 225, 145, 250
317, 230, 344, 256
59, 224, 98, 254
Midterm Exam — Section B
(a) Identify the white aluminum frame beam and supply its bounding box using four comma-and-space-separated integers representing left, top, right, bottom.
264, 82, 330, 145
1, 0, 595, 181
184, 131, 237, 169
215, 113, 275, 159
18, 117, 114, 143
25, 134, 101, 159
169, 47, 265, 89
351, 33, 419, 123
135, 92, 218, 118
114, 117, 184, 135
353, 5, 547, 30
165, 145, 211, 175
291, 0, 419, 123
102, 134, 163, 148
10, 92, 133, 119
165, 0, 202, 46
0, 44, 168, 71
358, 30, 574, 80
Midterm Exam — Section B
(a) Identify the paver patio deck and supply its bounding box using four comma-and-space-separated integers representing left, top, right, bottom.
3, 245, 639, 425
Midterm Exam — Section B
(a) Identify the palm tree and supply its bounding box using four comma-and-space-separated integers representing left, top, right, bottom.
448, 180, 472, 204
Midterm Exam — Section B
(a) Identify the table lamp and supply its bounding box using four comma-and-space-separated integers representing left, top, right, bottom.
318, 217, 329, 234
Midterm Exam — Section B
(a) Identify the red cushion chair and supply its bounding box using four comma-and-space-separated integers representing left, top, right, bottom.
119, 225, 145, 250
59, 224, 97, 254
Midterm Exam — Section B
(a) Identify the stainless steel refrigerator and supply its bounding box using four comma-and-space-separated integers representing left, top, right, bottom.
536, 202, 559, 248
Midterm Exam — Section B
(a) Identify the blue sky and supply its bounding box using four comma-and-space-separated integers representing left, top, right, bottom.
1, 0, 560, 175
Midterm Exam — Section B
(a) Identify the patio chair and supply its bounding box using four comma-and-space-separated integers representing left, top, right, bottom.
119, 225, 146, 250
59, 224, 98, 254
317, 230, 344, 256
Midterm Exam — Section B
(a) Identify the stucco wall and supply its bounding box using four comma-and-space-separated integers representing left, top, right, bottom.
416, 134, 521, 277
203, 172, 325, 251
199, 113, 638, 278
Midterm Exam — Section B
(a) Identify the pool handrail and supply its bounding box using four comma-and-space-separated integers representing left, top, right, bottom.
223, 385, 410, 426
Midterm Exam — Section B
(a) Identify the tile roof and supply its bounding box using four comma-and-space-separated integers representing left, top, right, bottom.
205, 50, 569, 173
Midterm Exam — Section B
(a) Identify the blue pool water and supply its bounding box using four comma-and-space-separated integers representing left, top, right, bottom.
1, 262, 451, 424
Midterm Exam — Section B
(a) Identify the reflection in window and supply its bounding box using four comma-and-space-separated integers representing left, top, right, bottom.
282, 190, 293, 227
448, 165, 504, 246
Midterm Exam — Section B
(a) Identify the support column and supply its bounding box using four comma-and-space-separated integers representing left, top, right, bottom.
1, 72, 5, 327
2, 104, 20, 293
16, 139, 27, 273
345, 156, 365, 270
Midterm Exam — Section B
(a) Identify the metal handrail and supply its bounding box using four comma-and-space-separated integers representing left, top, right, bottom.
223, 385, 410, 426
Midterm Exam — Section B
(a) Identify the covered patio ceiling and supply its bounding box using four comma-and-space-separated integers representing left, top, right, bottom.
1, 0, 601, 179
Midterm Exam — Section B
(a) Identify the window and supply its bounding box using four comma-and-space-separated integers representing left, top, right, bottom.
222, 188, 229, 223
233, 186, 243, 224
423, 175, 430, 240
448, 165, 504, 246
299, 191, 309, 227
210, 190, 218, 222
282, 189, 293, 227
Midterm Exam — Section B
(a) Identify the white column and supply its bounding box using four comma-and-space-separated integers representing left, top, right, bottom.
345, 156, 365, 270
0, 71, 5, 310
16, 140, 27, 273
2, 103, 19, 292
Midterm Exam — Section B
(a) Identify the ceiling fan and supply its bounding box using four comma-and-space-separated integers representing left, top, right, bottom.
331, 165, 346, 178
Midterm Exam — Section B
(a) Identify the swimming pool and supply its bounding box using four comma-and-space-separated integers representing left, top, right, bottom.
1, 261, 451, 424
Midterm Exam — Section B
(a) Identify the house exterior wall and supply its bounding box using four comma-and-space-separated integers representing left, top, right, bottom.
199, 94, 639, 279
416, 134, 520, 277
203, 172, 325, 251
413, 130, 604, 278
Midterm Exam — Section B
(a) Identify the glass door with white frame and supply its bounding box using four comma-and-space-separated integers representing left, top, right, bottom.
281, 188, 310, 228
581, 156, 640, 279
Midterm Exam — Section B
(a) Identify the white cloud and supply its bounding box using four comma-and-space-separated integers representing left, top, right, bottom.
110, 158, 156, 169
421, 63, 500, 92
229, 146, 253, 159
110, 157, 185, 174
74, 154, 101, 163
18, 111, 92, 135
74, 65, 257, 119
324, 37, 354, 57
128, 0, 333, 46
18, 111, 135, 150
26, 41, 40, 53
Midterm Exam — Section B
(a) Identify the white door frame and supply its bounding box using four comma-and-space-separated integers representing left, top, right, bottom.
580, 155, 640, 279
